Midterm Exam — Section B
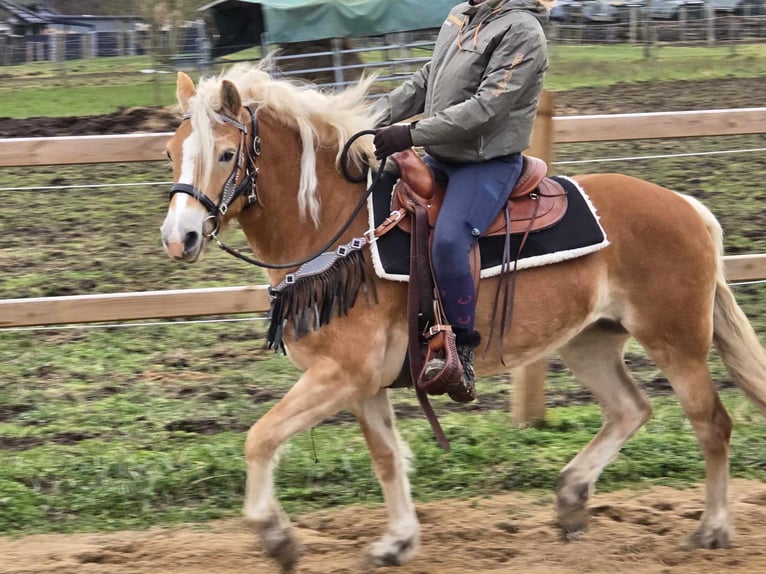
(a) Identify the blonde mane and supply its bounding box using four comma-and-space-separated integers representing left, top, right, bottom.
187, 62, 377, 225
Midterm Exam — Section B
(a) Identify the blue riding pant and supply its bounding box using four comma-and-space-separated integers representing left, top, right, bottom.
424, 153, 524, 332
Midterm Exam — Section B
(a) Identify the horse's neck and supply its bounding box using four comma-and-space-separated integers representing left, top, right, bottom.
238, 157, 369, 285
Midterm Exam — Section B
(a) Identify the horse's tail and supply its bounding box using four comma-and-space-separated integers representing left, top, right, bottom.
681, 193, 766, 415
713, 274, 766, 414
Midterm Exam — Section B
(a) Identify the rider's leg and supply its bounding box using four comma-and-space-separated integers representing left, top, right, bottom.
427, 153, 524, 400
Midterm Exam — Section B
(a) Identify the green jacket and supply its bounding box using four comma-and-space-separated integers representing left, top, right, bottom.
373, 0, 549, 163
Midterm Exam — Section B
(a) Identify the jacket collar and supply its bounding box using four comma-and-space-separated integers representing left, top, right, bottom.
463, 0, 549, 24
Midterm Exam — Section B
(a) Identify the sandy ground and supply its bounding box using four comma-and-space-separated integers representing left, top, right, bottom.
3, 479, 766, 574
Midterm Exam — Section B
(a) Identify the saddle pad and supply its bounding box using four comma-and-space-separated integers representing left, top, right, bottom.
367, 175, 609, 281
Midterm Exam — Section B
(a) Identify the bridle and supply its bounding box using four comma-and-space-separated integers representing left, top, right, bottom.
168, 105, 261, 239
167, 106, 384, 270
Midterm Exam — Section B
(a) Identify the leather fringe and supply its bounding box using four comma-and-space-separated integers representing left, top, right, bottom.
267, 249, 376, 351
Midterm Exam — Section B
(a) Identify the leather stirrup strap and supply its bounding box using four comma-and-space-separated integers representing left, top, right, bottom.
408, 204, 451, 451
486, 206, 512, 358
485, 198, 540, 363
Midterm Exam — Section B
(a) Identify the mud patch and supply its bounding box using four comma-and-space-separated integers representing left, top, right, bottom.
0, 106, 179, 137
164, 418, 248, 435
0, 431, 99, 451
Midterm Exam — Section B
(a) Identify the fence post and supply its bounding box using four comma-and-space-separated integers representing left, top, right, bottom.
511, 90, 555, 427
706, 0, 716, 46
643, 0, 655, 56
630, 6, 639, 44
331, 37, 345, 88
511, 358, 549, 427
527, 90, 554, 168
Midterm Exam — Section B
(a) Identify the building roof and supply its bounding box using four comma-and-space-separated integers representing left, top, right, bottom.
0, 0, 50, 25
36, 0, 127, 16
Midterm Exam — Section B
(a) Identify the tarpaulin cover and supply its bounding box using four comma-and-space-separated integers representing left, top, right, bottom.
199, 0, 456, 51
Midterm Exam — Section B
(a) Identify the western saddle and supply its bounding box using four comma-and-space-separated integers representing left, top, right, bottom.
384, 149, 568, 290
390, 149, 567, 237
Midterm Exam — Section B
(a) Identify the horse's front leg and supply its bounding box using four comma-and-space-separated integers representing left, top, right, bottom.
243, 357, 370, 572
350, 388, 419, 567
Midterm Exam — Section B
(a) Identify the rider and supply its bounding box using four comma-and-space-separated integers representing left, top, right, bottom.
372, 0, 552, 401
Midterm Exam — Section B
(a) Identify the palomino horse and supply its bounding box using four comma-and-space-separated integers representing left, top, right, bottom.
160, 64, 766, 571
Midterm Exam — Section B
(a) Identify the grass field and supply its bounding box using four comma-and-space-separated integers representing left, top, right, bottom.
1, 47, 766, 537
0, 43, 764, 117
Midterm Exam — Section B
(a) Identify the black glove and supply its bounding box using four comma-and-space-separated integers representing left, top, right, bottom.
373, 124, 413, 159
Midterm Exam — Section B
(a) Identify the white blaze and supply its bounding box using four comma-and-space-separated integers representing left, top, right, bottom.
161, 134, 205, 246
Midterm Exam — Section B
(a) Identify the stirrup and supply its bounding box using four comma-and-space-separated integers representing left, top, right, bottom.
417, 326, 461, 393
421, 356, 474, 403
418, 326, 475, 402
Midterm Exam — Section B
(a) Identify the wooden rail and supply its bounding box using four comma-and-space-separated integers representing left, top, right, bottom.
553, 107, 766, 143
0, 106, 763, 167
0, 133, 170, 167
0, 286, 271, 328
2, 255, 765, 329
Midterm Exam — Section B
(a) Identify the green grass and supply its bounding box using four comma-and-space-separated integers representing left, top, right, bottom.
0, 56, 178, 116
0, 44, 765, 117
0, 81, 177, 117
0, 55, 158, 78
546, 44, 766, 89
0, 55, 187, 117
2, 384, 766, 535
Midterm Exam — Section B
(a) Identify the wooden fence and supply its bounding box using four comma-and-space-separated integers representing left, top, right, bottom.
2, 98, 766, 423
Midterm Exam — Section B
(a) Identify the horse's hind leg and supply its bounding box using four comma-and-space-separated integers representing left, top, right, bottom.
243, 358, 372, 572
556, 323, 653, 539
642, 345, 733, 549
350, 389, 419, 567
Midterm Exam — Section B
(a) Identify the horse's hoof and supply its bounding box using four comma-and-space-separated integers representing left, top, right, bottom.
559, 526, 587, 542
681, 526, 731, 550
267, 535, 303, 573
556, 471, 591, 541
557, 498, 589, 540
257, 519, 303, 572
363, 534, 419, 569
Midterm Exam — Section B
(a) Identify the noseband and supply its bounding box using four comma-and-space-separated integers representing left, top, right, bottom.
168, 105, 261, 237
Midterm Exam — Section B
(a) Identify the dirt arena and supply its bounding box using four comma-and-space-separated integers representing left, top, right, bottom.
2, 479, 766, 573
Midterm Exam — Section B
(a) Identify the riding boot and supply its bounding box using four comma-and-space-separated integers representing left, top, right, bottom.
447, 328, 481, 403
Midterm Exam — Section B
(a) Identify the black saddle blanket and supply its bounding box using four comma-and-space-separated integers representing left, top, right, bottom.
367, 175, 609, 281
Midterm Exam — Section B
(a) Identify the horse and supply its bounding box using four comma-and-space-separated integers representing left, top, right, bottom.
160, 63, 766, 571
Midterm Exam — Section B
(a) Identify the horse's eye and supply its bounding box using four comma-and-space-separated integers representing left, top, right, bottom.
165, 150, 172, 161
219, 150, 235, 162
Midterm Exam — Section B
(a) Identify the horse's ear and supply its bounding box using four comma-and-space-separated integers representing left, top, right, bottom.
220, 80, 242, 117
176, 71, 196, 113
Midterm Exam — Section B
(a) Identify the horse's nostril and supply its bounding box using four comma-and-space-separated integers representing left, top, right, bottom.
184, 231, 199, 253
